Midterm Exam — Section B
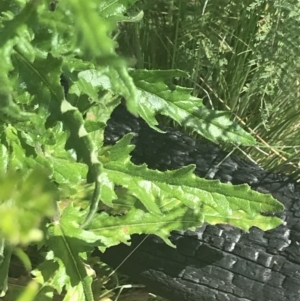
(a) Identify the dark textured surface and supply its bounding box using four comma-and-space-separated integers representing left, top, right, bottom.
101, 105, 300, 301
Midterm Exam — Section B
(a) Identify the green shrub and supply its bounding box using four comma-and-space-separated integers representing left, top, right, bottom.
0, 1, 284, 300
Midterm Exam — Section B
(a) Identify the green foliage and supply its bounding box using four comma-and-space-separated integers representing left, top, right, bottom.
0, 170, 56, 245
0, 0, 285, 300
131, 69, 255, 144
121, 0, 300, 176
101, 134, 283, 235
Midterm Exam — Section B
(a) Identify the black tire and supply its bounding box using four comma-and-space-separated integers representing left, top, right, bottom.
100, 106, 300, 301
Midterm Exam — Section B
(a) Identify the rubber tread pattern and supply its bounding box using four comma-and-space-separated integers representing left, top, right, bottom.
100, 106, 300, 301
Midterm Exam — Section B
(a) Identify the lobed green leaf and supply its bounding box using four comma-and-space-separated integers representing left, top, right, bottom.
131, 69, 256, 145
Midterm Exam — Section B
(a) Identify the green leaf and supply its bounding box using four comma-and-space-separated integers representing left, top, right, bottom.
32, 259, 61, 297
0, 170, 56, 245
51, 158, 87, 185
90, 205, 204, 249
68, 69, 123, 129
99, 0, 142, 23
0, 144, 8, 174
0, 63, 35, 124
100, 134, 283, 234
131, 69, 256, 145
70, 67, 138, 116
63, 1, 139, 114
15, 51, 65, 103
0, 0, 38, 48
99, 0, 139, 17
45, 205, 99, 301
67, 0, 116, 57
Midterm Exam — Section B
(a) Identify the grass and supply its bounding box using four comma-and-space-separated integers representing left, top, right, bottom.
111, 0, 300, 300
